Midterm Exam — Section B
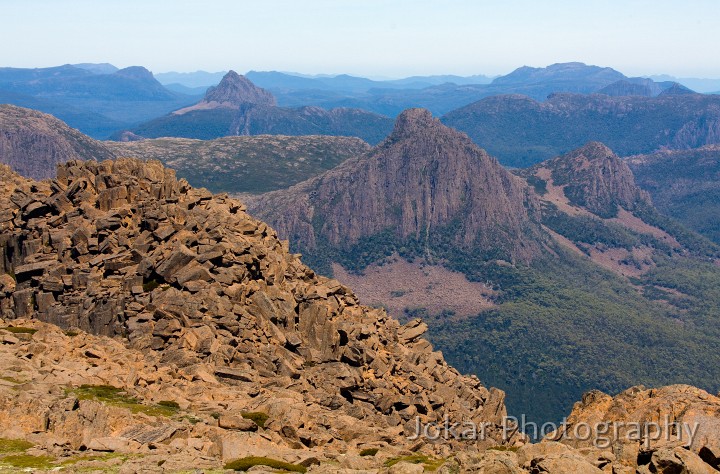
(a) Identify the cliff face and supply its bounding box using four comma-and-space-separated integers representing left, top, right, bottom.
0, 104, 115, 180
250, 108, 544, 263
528, 141, 651, 218
0, 157, 514, 461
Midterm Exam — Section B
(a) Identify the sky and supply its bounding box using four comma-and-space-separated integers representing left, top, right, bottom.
2, 0, 719, 78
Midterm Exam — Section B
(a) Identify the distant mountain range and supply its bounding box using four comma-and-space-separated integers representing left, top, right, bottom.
154, 63, 701, 117
119, 71, 394, 144
115, 64, 720, 155
155, 69, 495, 90
243, 63, 694, 116
0, 64, 201, 138
1, 61, 716, 143
442, 91, 720, 167
647, 74, 720, 93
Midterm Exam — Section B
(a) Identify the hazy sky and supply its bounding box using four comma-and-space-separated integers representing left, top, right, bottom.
3, 0, 719, 78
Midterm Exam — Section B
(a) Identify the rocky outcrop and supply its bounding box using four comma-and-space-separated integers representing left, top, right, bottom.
0, 104, 115, 179
546, 385, 720, 473
173, 70, 276, 115
526, 141, 651, 218
249, 108, 544, 263
0, 158, 520, 468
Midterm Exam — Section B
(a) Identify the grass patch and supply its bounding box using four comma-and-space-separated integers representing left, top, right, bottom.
224, 456, 307, 472
0, 376, 23, 385
0, 327, 37, 335
64, 329, 82, 337
179, 414, 202, 424
0, 439, 33, 454
359, 448, 379, 457
241, 412, 269, 428
0, 454, 55, 469
69, 385, 180, 417
157, 400, 180, 409
60, 452, 129, 466
384, 455, 445, 471
487, 445, 519, 452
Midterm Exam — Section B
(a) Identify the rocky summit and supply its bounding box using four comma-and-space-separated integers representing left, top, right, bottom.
173, 70, 276, 114
0, 157, 516, 471
523, 141, 651, 218
249, 108, 544, 264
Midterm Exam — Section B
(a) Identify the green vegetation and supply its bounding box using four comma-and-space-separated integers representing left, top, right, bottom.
301, 204, 720, 427
431, 247, 720, 426
224, 456, 307, 472
487, 446, 519, 452
107, 134, 371, 194
359, 448, 379, 457
0, 454, 55, 470
59, 452, 130, 466
630, 147, 720, 246
0, 376, 23, 384
540, 204, 668, 253
0, 439, 33, 454
157, 400, 181, 409
633, 203, 720, 258
69, 385, 180, 417
0, 326, 37, 335
384, 455, 445, 471
241, 411, 269, 428
0, 439, 54, 472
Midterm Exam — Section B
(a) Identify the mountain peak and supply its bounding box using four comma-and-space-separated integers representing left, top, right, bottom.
492, 62, 625, 86
250, 107, 544, 264
540, 142, 651, 217
659, 82, 695, 96
390, 108, 438, 137
567, 141, 615, 159
115, 66, 155, 81
203, 70, 276, 107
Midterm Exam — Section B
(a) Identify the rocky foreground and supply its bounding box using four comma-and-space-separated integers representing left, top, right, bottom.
0, 159, 719, 473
